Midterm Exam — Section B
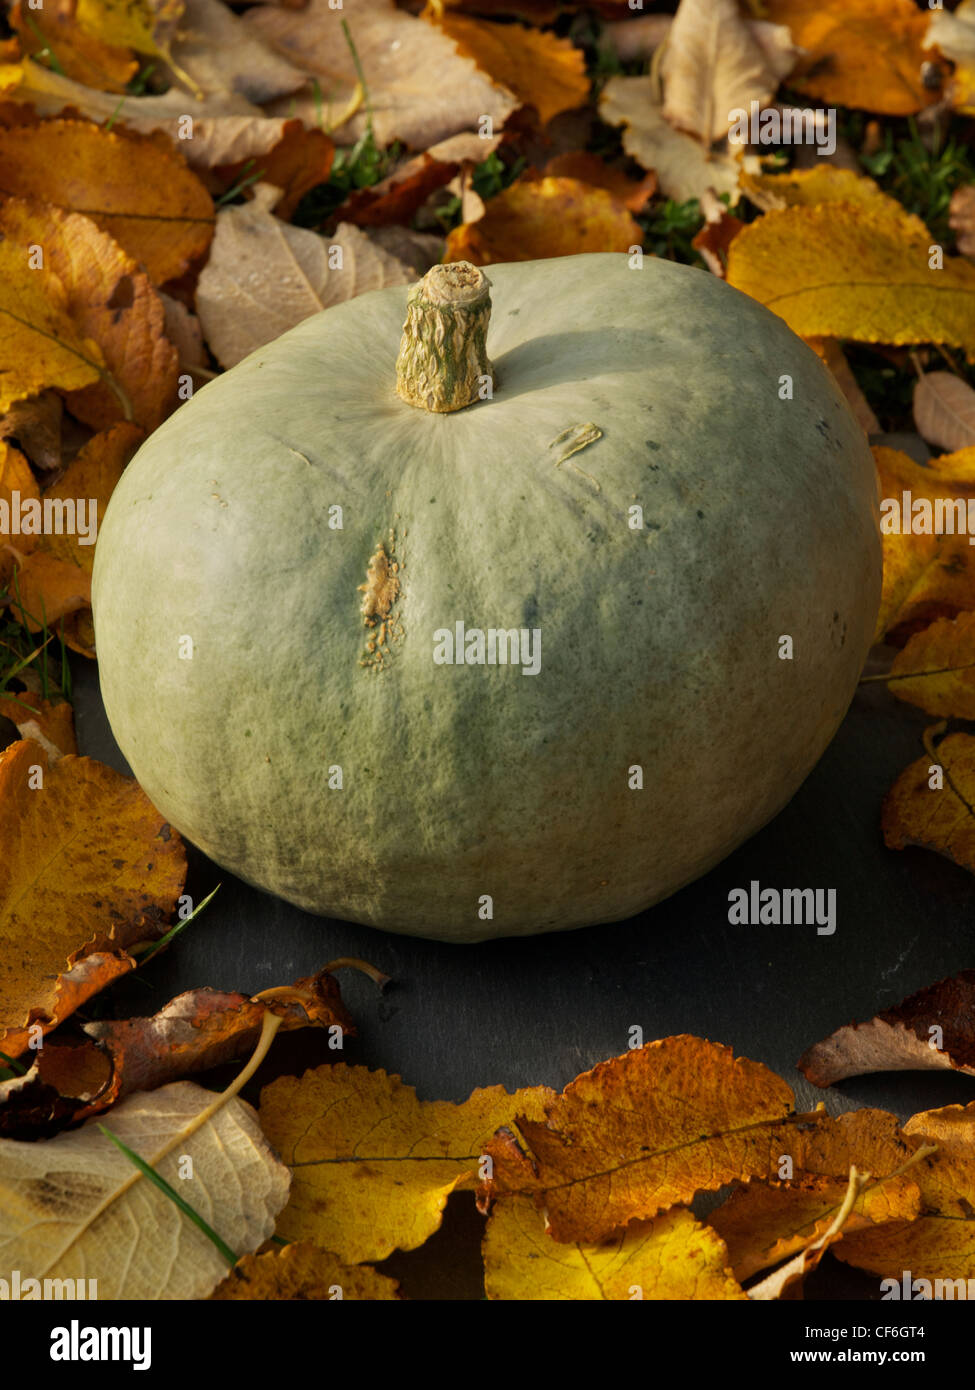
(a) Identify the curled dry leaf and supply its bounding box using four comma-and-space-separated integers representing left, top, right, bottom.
599, 77, 741, 205
913, 372, 975, 453
691, 189, 744, 279
0, 968, 355, 1135
726, 202, 975, 357
661, 0, 790, 144
836, 1104, 975, 1284
212, 1242, 400, 1301
483, 1197, 745, 1301
764, 0, 942, 116
0, 741, 186, 1057
748, 1168, 868, 1301
0, 691, 77, 761
248, 0, 517, 150
213, 121, 334, 222
478, 1036, 795, 1245
799, 970, 975, 1088
883, 726, 975, 876
883, 613, 975, 720
0, 119, 214, 285
709, 1109, 927, 1283
0, 1081, 290, 1300
196, 186, 411, 368
259, 1063, 554, 1265
434, 13, 588, 127
873, 447, 975, 641
444, 176, 641, 265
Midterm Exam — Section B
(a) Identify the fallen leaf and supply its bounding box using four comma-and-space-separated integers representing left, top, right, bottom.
32, 424, 144, 578
341, 151, 466, 228
212, 1242, 399, 1300
444, 176, 641, 264
837, 1103, 975, 1285
883, 726, 975, 876
873, 446, 975, 640
748, 1168, 868, 1300
195, 185, 410, 368
881, 613, 975, 721
2, 551, 94, 654
601, 15, 674, 63
914, 372, 975, 453
600, 77, 741, 204
215, 120, 334, 221
543, 151, 657, 212
158, 292, 207, 374
799, 970, 975, 1088
951, 185, 975, 258
479, 1036, 795, 1245
0, 234, 105, 414
726, 202, 975, 358
764, 0, 941, 116
0, 392, 63, 482
0, 118, 214, 284
162, 0, 307, 103
0, 442, 41, 560
0, 969, 354, 1134
692, 188, 744, 278
927, 445, 975, 485
0, 1081, 289, 1299
74, 0, 181, 59
434, 13, 588, 127
0, 199, 178, 432
661, 0, 789, 144
739, 164, 898, 214
260, 1063, 554, 1264
248, 0, 517, 150
484, 1197, 745, 1301
926, 3, 975, 114
0, 740, 186, 1057
10, 0, 136, 92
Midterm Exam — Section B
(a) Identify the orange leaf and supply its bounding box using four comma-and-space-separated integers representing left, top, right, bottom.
883, 727, 975, 877
215, 120, 334, 222
0, 691, 77, 760
444, 176, 641, 264
543, 151, 657, 213
764, 0, 942, 116
36, 422, 143, 576
435, 14, 588, 126
0, 118, 214, 284
10, 0, 136, 92
0, 741, 186, 1057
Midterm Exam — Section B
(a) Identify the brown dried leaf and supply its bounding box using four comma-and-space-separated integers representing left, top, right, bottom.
804, 337, 879, 434
0, 393, 63, 482
882, 612, 975, 721
914, 372, 975, 453
883, 727, 975, 877
212, 1243, 400, 1301
0, 741, 186, 1057
543, 151, 657, 212
248, 0, 517, 150
162, 0, 307, 102
951, 185, 975, 259
195, 185, 410, 368
478, 1036, 795, 1244
799, 970, 975, 1088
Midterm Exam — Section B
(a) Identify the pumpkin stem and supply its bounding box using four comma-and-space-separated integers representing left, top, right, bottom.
395, 261, 494, 413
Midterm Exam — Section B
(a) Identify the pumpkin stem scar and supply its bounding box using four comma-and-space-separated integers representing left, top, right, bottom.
395, 261, 494, 414
358, 531, 404, 671
549, 422, 602, 490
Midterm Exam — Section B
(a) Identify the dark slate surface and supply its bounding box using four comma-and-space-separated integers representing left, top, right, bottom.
69, 651, 974, 1299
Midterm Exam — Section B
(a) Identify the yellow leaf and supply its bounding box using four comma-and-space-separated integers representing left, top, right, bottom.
444, 176, 641, 265
0, 198, 178, 431
884, 613, 975, 720
726, 202, 975, 358
211, 1243, 400, 1300
837, 1103, 975, 1285
739, 164, 899, 214
764, 0, 941, 116
259, 1063, 554, 1265
75, 0, 181, 59
873, 446, 975, 640
10, 0, 137, 91
435, 14, 588, 127
484, 1198, 746, 1301
0, 740, 186, 1056
480, 1036, 795, 1244
883, 727, 975, 876
36, 423, 143, 576
0, 443, 41, 559
0, 119, 214, 285
0, 239, 104, 414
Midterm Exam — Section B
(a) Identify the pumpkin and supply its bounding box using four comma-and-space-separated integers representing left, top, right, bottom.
92, 253, 880, 942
